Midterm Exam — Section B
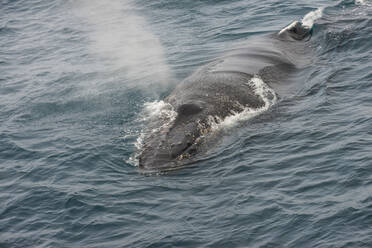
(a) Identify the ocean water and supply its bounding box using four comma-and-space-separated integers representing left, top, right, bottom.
1, 0, 372, 247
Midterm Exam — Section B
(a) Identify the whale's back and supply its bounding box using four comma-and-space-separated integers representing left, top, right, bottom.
166, 70, 266, 119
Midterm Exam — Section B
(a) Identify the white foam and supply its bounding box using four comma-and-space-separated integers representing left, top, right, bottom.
71, 0, 171, 83
302, 7, 324, 28
212, 76, 277, 129
142, 101, 177, 121
136, 100, 177, 147
355, 0, 371, 5
128, 100, 177, 167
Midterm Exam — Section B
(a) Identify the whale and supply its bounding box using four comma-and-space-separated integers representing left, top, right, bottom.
138, 21, 313, 172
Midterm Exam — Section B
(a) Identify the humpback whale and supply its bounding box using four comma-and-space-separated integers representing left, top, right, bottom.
138, 21, 313, 172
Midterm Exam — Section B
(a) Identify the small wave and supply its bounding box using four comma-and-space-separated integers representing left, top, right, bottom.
302, 7, 324, 28
0, 22, 16, 35
212, 75, 277, 129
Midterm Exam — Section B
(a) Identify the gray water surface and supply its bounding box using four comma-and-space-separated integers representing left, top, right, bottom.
1, 0, 372, 247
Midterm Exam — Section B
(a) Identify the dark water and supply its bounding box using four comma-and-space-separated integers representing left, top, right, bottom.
1, 0, 372, 247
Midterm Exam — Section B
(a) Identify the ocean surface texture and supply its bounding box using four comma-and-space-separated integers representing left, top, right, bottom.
1, 0, 372, 247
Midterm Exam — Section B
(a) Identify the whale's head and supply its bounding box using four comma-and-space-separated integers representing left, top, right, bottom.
278, 21, 312, 41
138, 103, 206, 172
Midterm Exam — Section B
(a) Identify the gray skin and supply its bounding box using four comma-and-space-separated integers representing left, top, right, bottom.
138, 21, 312, 172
